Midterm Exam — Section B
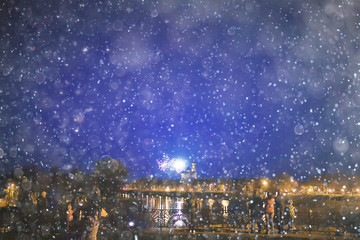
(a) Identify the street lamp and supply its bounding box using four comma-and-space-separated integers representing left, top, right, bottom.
262, 179, 268, 186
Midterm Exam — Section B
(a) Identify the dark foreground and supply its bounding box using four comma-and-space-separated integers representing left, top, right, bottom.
0, 229, 358, 240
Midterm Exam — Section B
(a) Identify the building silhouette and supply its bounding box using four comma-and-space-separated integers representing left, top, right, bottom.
181, 159, 197, 181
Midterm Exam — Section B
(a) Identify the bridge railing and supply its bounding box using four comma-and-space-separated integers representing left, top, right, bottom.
145, 207, 360, 237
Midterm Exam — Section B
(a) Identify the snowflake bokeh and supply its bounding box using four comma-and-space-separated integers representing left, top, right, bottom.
0, 0, 359, 179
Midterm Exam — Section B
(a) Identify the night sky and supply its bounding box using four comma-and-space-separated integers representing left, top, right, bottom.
0, 0, 359, 180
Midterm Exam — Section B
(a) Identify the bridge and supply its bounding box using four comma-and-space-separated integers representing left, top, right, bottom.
121, 188, 241, 199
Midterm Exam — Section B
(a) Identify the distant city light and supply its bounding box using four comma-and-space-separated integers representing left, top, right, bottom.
262, 180, 268, 186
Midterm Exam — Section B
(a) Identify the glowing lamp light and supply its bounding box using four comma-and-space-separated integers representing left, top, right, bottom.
221, 200, 229, 208
262, 180, 268, 186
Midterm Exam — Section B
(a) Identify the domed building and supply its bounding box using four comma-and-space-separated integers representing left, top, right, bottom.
181, 159, 197, 181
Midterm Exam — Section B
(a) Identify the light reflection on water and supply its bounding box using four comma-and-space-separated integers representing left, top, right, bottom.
143, 195, 228, 212
142, 195, 229, 228
144, 195, 186, 210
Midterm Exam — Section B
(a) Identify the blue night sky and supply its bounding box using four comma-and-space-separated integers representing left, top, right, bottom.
0, 1, 360, 179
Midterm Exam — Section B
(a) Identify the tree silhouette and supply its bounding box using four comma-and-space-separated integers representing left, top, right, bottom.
93, 158, 128, 199
84, 158, 129, 240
